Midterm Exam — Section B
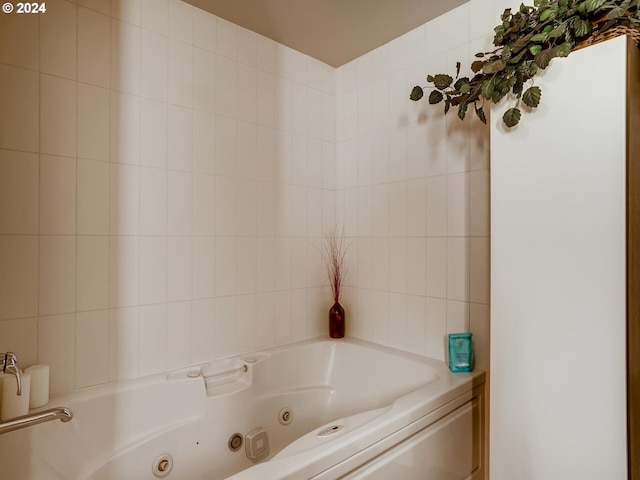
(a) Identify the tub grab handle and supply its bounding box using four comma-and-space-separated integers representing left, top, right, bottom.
204, 364, 248, 380
0, 407, 73, 435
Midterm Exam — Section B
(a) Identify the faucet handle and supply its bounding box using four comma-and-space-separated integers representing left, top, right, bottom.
3, 352, 22, 396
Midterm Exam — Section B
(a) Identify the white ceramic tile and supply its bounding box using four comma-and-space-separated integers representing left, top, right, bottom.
343, 188, 358, 238
256, 292, 275, 348
372, 131, 389, 185
110, 19, 141, 95
166, 301, 191, 369
215, 237, 236, 296
407, 122, 427, 180
167, 237, 192, 301
39, 158, 78, 238
168, 0, 192, 44
291, 186, 308, 238
139, 304, 167, 375
447, 172, 469, 236
39, 236, 76, 316
168, 105, 193, 172
274, 290, 292, 345
215, 177, 236, 236
110, 91, 140, 164
321, 64, 336, 95
406, 294, 426, 355
258, 181, 276, 237
372, 237, 389, 291
168, 170, 192, 235
358, 186, 373, 237
38, 313, 75, 396
276, 130, 293, 184
236, 179, 257, 237
75, 310, 108, 388
275, 78, 293, 131
237, 28, 257, 67
236, 293, 257, 352
215, 115, 237, 177
470, 236, 490, 305
216, 17, 237, 59
237, 237, 257, 294
357, 83, 374, 137
110, 163, 140, 235
342, 90, 358, 141
427, 237, 447, 299
291, 134, 308, 187
40, 74, 77, 157
426, 112, 447, 177
372, 184, 389, 237
141, 0, 167, 34
445, 110, 471, 175
407, 179, 426, 237
357, 136, 373, 187
78, 7, 110, 88
274, 237, 291, 290
168, 39, 193, 108
425, 12, 447, 59
215, 296, 236, 357
193, 48, 216, 112
109, 236, 139, 308
139, 237, 167, 305
194, 7, 216, 53
108, 307, 139, 380
192, 236, 215, 299
40, 0, 77, 79
406, 238, 426, 296
0, 8, 39, 70
76, 236, 109, 311
0, 150, 38, 234
469, 169, 490, 236
446, 300, 469, 333
77, 159, 110, 235
256, 35, 275, 74
426, 175, 447, 237
469, 302, 490, 371
237, 121, 257, 181
307, 138, 322, 188
0, 65, 39, 152
426, 296, 447, 360
357, 237, 374, 290
447, 237, 469, 302
290, 50, 308, 85
191, 299, 215, 363
322, 92, 336, 143
387, 292, 407, 350
215, 55, 237, 118
78, 84, 110, 161
110, 0, 141, 25
275, 43, 292, 79
322, 141, 336, 190
256, 237, 275, 292
192, 173, 215, 236
389, 238, 406, 293
140, 30, 168, 102
140, 167, 167, 235
140, 98, 168, 168
291, 238, 307, 289
256, 71, 276, 127
406, 24, 427, 66
237, 63, 257, 123
371, 290, 389, 345
0, 317, 37, 370
445, 3, 470, 50
388, 182, 407, 237
192, 110, 216, 174
388, 70, 408, 129
388, 125, 407, 182
0, 236, 38, 320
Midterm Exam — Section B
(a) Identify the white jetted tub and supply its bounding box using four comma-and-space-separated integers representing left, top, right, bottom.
0, 338, 486, 479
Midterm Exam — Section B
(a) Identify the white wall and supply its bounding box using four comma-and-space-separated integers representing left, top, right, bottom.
0, 0, 496, 397
490, 36, 628, 479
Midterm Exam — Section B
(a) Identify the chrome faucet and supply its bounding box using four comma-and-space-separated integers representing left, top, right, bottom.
1, 352, 22, 396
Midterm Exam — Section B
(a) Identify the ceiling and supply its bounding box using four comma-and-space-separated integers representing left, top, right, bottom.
183, 0, 470, 67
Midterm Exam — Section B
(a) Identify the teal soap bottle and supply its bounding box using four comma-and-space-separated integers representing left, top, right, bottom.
448, 333, 473, 372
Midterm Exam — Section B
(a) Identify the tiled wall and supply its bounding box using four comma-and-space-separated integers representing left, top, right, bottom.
0, 0, 501, 397
0, 0, 337, 396
334, 1, 498, 368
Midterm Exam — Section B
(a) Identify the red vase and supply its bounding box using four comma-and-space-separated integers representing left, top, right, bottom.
329, 302, 345, 338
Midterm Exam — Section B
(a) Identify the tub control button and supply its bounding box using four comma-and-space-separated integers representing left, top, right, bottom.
316, 424, 344, 437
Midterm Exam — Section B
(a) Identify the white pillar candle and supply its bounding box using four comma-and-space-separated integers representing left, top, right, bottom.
24, 364, 49, 409
1, 372, 31, 421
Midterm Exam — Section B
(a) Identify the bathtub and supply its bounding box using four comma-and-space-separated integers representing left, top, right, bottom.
0, 337, 486, 479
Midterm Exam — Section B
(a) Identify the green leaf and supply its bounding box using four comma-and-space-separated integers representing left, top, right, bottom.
607, 6, 625, 20
481, 77, 496, 99
573, 18, 592, 37
522, 85, 542, 107
554, 41, 572, 58
585, 0, 606, 11
433, 74, 453, 90
483, 59, 507, 74
427, 75, 435, 82
428, 90, 444, 104
475, 52, 486, 58
529, 44, 543, 55
444, 98, 451, 114
534, 49, 553, 69
458, 102, 468, 121
539, 7, 557, 21
503, 107, 522, 127
471, 60, 485, 73
475, 105, 487, 124
410, 86, 424, 101
549, 23, 567, 38
530, 32, 550, 42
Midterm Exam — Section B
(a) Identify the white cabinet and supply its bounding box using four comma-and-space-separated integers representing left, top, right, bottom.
490, 35, 639, 479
